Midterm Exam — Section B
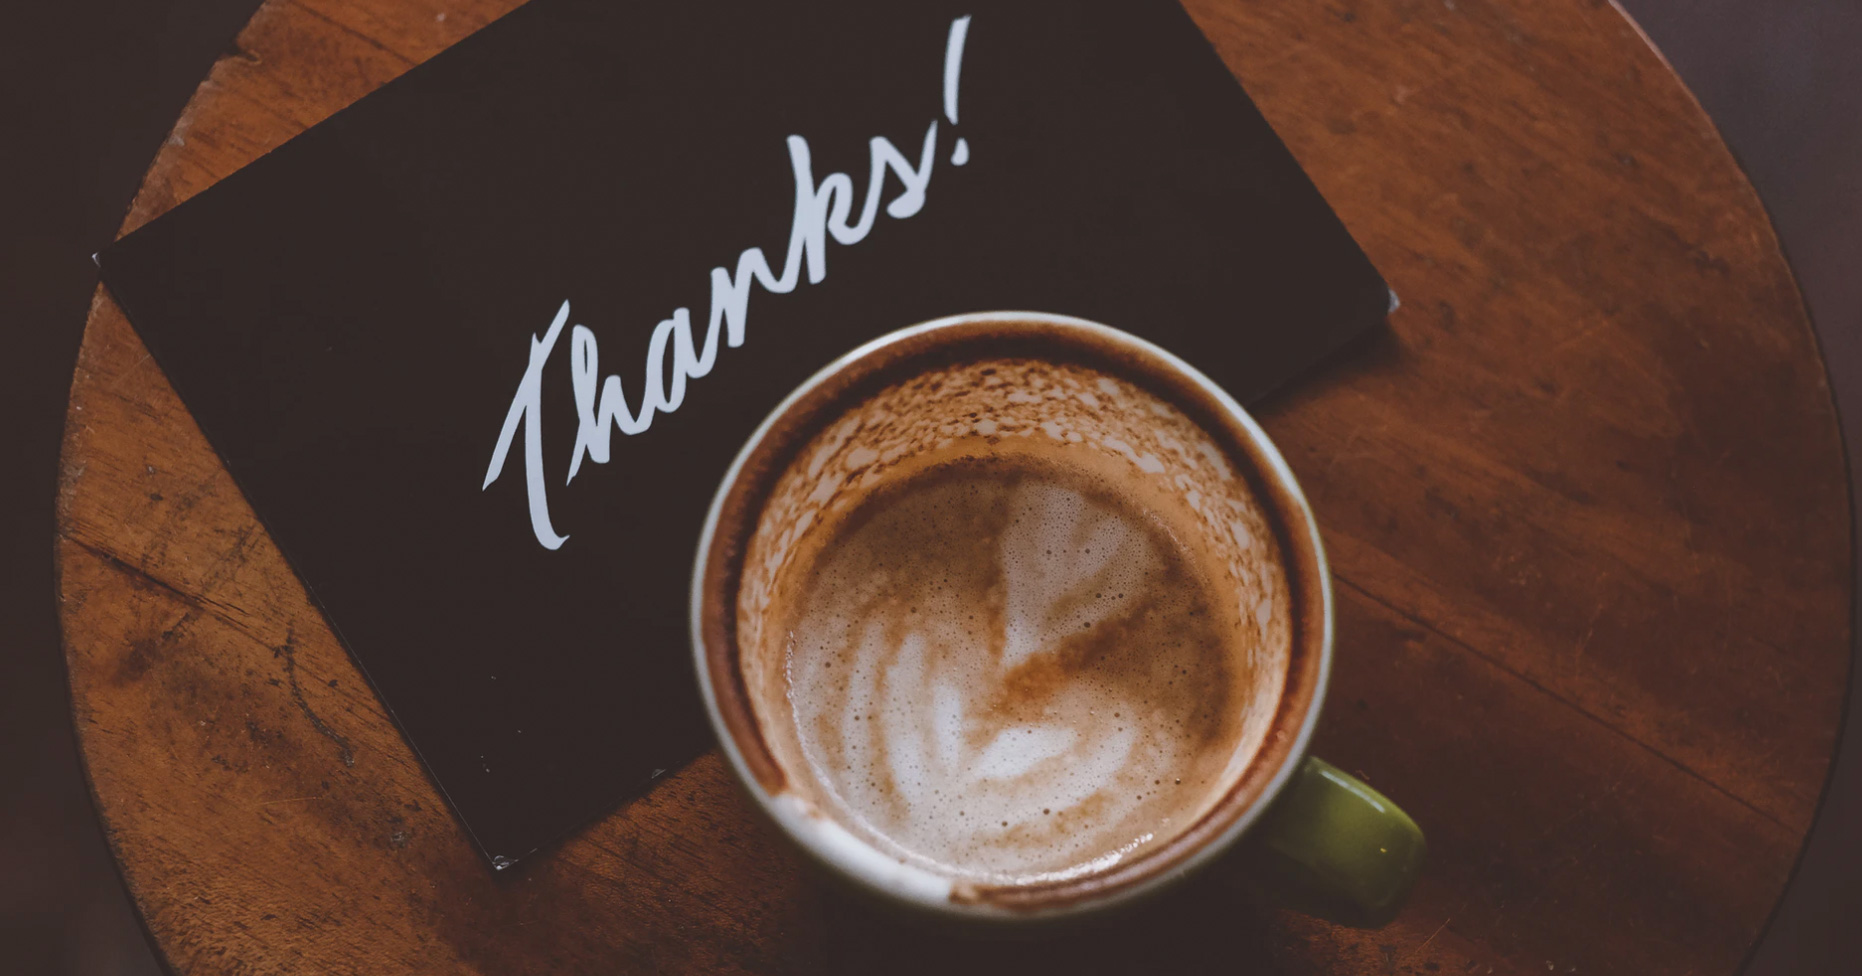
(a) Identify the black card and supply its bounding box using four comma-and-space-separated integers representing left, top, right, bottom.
100, 0, 1390, 868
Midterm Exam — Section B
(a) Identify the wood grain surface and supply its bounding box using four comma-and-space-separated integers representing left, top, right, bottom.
55, 0, 1852, 973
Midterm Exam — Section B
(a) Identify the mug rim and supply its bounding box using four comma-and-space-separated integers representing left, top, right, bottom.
689, 310, 1333, 921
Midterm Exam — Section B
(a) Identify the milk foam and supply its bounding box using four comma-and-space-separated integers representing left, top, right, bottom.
785, 461, 1246, 884
737, 356, 1293, 889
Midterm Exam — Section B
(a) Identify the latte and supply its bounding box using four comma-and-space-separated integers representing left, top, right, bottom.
735, 356, 1293, 888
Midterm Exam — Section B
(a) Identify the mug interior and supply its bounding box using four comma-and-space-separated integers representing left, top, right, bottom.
693, 313, 1331, 919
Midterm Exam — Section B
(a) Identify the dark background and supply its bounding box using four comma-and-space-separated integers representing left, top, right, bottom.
1, 0, 1854, 972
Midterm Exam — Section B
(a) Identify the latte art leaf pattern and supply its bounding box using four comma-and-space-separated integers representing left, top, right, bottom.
740, 356, 1293, 888
787, 465, 1243, 884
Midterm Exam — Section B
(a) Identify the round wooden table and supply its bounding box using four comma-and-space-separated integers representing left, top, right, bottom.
57, 0, 1852, 972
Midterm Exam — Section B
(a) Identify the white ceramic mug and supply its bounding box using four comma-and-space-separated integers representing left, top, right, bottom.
691, 311, 1423, 926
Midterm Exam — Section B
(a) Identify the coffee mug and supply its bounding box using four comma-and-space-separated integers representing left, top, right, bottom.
692, 311, 1424, 927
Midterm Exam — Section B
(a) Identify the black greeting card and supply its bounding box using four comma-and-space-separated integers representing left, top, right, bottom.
99, 0, 1390, 868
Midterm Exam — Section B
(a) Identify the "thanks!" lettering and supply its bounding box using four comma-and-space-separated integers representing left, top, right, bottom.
483, 15, 973, 550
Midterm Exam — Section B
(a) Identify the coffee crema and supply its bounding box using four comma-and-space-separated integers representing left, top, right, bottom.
736, 357, 1292, 888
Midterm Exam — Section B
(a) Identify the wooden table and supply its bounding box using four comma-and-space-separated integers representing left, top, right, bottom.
56, 0, 1852, 972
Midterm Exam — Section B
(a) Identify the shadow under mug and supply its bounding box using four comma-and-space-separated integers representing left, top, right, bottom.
691, 311, 1425, 927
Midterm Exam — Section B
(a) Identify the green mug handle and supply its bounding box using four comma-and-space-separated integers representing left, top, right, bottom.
1222, 757, 1427, 928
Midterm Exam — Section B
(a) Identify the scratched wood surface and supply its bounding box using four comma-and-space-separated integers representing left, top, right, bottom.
55, 0, 1851, 973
